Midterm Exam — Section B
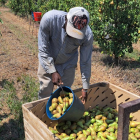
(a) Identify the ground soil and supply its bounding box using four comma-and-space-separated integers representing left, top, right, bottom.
0, 6, 140, 139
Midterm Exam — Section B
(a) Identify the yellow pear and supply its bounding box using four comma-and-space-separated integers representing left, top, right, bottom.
52, 110, 58, 115
110, 0, 114, 5
100, 1, 104, 5
99, 9, 102, 13
52, 98, 58, 103
117, 6, 120, 10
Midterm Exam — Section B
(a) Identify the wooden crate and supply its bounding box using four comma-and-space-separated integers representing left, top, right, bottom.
22, 82, 140, 140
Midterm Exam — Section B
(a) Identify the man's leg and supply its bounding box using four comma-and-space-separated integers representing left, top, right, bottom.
37, 62, 54, 99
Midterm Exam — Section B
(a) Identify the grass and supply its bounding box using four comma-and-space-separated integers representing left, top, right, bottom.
8, 23, 38, 54
21, 75, 39, 102
0, 11, 38, 55
0, 75, 39, 140
125, 49, 140, 62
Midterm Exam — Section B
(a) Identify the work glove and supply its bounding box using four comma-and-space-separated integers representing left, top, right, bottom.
79, 89, 88, 104
51, 72, 63, 86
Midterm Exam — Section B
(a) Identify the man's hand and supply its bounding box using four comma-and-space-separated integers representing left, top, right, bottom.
51, 72, 63, 86
79, 89, 88, 104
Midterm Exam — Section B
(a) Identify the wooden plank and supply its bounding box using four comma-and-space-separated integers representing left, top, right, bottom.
86, 87, 100, 100
24, 119, 33, 138
25, 131, 33, 140
23, 97, 49, 110
132, 111, 140, 122
74, 86, 99, 99
73, 82, 109, 98
31, 101, 47, 119
117, 99, 140, 140
110, 83, 140, 99
109, 83, 140, 111
41, 113, 50, 126
85, 90, 106, 109
110, 83, 140, 121
84, 86, 109, 110
24, 119, 44, 140
22, 105, 56, 140
30, 101, 58, 127
103, 88, 117, 109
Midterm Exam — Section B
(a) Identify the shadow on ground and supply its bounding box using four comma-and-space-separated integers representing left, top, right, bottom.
0, 117, 25, 140
101, 55, 140, 69
92, 47, 140, 69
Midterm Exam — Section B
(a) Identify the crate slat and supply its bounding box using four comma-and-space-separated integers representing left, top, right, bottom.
24, 119, 44, 140
25, 131, 33, 140
22, 105, 56, 140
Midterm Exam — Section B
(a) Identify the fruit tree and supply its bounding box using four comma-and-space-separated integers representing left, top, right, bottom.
91, 0, 140, 65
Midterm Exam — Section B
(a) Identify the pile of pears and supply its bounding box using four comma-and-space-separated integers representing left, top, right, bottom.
49, 90, 73, 119
48, 106, 140, 140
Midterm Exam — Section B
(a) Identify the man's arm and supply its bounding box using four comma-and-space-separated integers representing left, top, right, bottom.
38, 12, 56, 74
80, 32, 93, 89
38, 12, 63, 86
79, 31, 93, 104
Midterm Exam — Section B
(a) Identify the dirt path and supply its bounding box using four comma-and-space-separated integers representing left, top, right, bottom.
0, 7, 38, 86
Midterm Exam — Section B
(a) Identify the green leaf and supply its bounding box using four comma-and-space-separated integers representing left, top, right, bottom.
0, 19, 3, 24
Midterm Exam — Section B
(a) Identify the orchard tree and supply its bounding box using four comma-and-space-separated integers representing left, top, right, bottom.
91, 0, 140, 65
39, 0, 84, 15
0, 0, 7, 6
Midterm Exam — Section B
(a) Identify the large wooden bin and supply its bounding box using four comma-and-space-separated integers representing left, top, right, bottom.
22, 82, 140, 140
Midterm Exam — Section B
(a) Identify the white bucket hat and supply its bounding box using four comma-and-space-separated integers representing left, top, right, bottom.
66, 7, 90, 39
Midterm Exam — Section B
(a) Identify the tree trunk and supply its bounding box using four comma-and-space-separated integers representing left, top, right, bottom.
114, 55, 119, 66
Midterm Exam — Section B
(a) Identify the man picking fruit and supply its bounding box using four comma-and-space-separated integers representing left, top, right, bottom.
37, 7, 93, 104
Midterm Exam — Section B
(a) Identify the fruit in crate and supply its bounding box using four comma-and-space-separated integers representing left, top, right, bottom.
50, 90, 73, 119
48, 106, 140, 140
